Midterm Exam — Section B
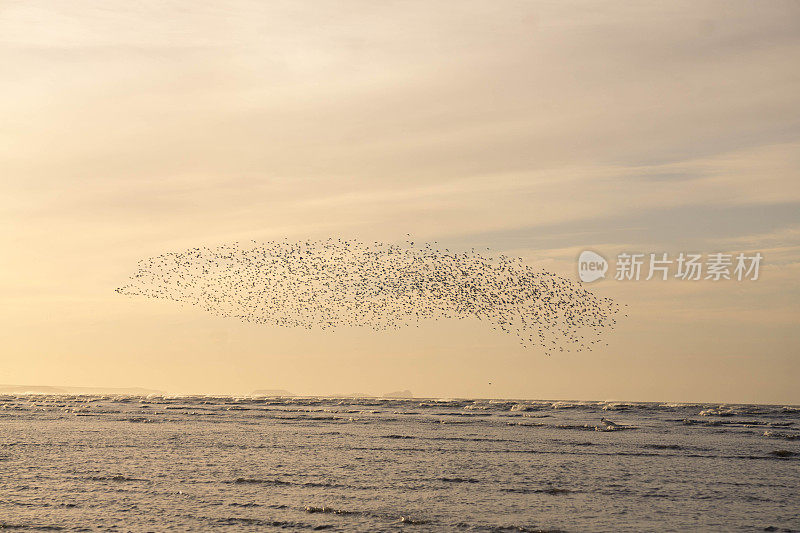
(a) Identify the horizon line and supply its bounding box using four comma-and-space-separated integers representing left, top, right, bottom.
1, 383, 797, 407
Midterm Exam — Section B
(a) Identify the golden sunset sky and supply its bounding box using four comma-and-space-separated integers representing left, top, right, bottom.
2, 1, 799, 402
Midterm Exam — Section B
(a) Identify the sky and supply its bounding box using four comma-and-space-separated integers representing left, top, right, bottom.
1, 0, 799, 403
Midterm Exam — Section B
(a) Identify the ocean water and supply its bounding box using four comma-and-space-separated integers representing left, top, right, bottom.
0, 395, 798, 532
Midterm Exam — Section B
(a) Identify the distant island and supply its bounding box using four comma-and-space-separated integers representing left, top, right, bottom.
250, 389, 296, 397
382, 389, 414, 399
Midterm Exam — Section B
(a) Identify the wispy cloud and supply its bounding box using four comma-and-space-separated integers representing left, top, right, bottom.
1, 0, 799, 400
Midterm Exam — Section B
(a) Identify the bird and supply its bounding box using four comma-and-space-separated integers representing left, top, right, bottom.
600, 417, 620, 430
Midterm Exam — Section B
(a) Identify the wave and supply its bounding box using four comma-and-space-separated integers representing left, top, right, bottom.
768, 450, 797, 458
303, 506, 430, 526
459, 524, 565, 533
115, 416, 160, 423
229, 477, 292, 486
226, 477, 346, 489
399, 516, 429, 525
502, 487, 572, 495
0, 524, 64, 532
763, 430, 800, 441
551, 423, 636, 432
699, 407, 737, 417
549, 401, 590, 409
86, 474, 144, 482
601, 402, 638, 411
304, 506, 359, 515
216, 517, 318, 529
510, 403, 547, 412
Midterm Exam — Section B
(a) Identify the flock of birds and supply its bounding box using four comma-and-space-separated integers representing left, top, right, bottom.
116, 238, 622, 354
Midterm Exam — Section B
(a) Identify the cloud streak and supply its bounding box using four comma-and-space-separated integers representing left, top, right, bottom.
1, 0, 798, 400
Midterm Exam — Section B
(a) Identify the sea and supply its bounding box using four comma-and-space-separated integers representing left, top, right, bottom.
0, 395, 798, 532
